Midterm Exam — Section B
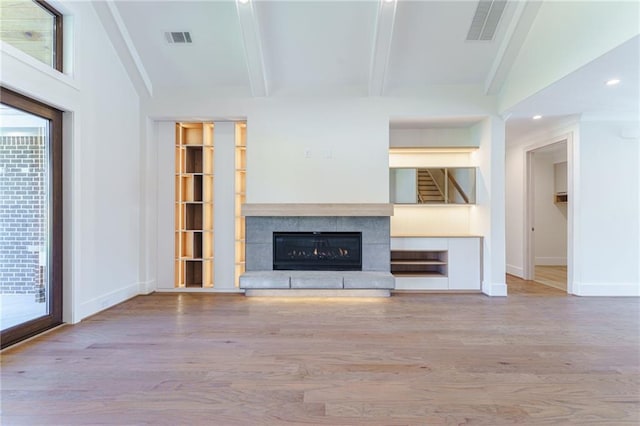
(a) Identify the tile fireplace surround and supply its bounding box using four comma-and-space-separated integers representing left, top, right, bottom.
240, 204, 395, 296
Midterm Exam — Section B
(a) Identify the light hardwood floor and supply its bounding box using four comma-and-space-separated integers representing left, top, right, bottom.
535, 265, 568, 292
2, 276, 638, 425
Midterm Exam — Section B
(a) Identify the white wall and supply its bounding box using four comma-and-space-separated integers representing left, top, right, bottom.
246, 100, 389, 203
143, 89, 497, 204
505, 120, 577, 278
505, 118, 640, 296
1, 1, 142, 322
533, 151, 567, 265
389, 128, 477, 148
391, 206, 472, 236
574, 120, 640, 295
155, 122, 175, 290
505, 139, 525, 277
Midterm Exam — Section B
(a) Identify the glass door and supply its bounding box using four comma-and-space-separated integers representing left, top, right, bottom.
1, 88, 62, 348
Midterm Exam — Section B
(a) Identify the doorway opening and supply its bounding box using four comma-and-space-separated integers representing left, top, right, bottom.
524, 138, 570, 293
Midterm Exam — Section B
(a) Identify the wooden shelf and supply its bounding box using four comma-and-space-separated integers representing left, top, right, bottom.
175, 123, 214, 288
234, 122, 247, 288
555, 192, 568, 203
391, 249, 448, 277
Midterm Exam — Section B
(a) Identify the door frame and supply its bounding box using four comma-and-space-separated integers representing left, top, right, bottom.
1, 87, 63, 348
523, 132, 573, 294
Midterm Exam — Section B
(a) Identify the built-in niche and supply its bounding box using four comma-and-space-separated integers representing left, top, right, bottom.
390, 167, 476, 204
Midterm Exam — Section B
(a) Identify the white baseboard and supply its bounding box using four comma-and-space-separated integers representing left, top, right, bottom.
535, 257, 567, 266
572, 282, 640, 296
138, 280, 156, 294
77, 282, 140, 322
506, 264, 524, 278
482, 281, 508, 297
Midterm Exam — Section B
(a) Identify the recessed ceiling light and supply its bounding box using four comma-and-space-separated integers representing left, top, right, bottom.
238, 0, 249, 4
606, 78, 621, 86
532, 115, 542, 120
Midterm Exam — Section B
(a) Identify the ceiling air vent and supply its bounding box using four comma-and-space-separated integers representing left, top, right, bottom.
466, 0, 506, 41
165, 31, 192, 44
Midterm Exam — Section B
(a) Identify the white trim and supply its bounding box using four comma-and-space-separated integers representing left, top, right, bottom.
485, 0, 541, 95
104, 1, 153, 97
535, 257, 567, 265
0, 41, 79, 91
573, 282, 640, 297
482, 281, 508, 297
63, 111, 80, 324
523, 131, 574, 293
138, 280, 155, 295
506, 264, 524, 277
236, 0, 268, 97
368, 0, 397, 96
76, 282, 140, 322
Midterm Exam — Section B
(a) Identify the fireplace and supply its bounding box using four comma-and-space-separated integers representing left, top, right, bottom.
273, 232, 362, 271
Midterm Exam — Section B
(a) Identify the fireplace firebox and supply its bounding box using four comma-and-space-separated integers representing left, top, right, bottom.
273, 232, 362, 271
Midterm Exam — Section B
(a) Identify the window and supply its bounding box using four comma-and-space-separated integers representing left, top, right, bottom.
0, 0, 63, 71
0, 87, 63, 349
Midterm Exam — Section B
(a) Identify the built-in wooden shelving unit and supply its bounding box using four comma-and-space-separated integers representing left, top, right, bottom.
390, 250, 448, 277
234, 122, 246, 288
175, 122, 214, 288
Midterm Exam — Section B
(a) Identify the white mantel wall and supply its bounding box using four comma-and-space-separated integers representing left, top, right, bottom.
1, 1, 142, 322
146, 93, 506, 293
245, 100, 389, 203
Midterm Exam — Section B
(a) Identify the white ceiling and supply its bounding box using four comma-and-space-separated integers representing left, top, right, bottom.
505, 35, 639, 141
255, 1, 377, 95
385, 0, 515, 92
117, 1, 250, 94
113, 0, 522, 97
108, 0, 638, 140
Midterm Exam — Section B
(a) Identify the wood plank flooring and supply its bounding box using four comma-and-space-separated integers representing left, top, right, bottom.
2, 276, 639, 425
535, 265, 568, 291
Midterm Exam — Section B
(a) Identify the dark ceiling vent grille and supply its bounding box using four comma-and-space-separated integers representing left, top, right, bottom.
165, 31, 192, 44
466, 0, 506, 41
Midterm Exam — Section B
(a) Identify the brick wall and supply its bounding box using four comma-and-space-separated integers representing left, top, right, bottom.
0, 135, 47, 300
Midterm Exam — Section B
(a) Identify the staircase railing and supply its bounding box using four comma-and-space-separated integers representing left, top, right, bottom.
443, 168, 470, 204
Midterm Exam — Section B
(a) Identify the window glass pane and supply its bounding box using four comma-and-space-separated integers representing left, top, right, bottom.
0, 0, 57, 68
0, 104, 50, 330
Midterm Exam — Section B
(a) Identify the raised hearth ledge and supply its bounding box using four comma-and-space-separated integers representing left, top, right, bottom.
244, 289, 390, 297
242, 203, 394, 217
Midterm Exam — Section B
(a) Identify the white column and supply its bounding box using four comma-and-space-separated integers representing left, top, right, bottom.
213, 122, 237, 291
471, 116, 507, 296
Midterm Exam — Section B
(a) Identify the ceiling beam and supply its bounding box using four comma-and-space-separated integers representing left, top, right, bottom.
484, 0, 542, 95
369, 0, 397, 96
236, 0, 268, 97
91, 1, 153, 98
